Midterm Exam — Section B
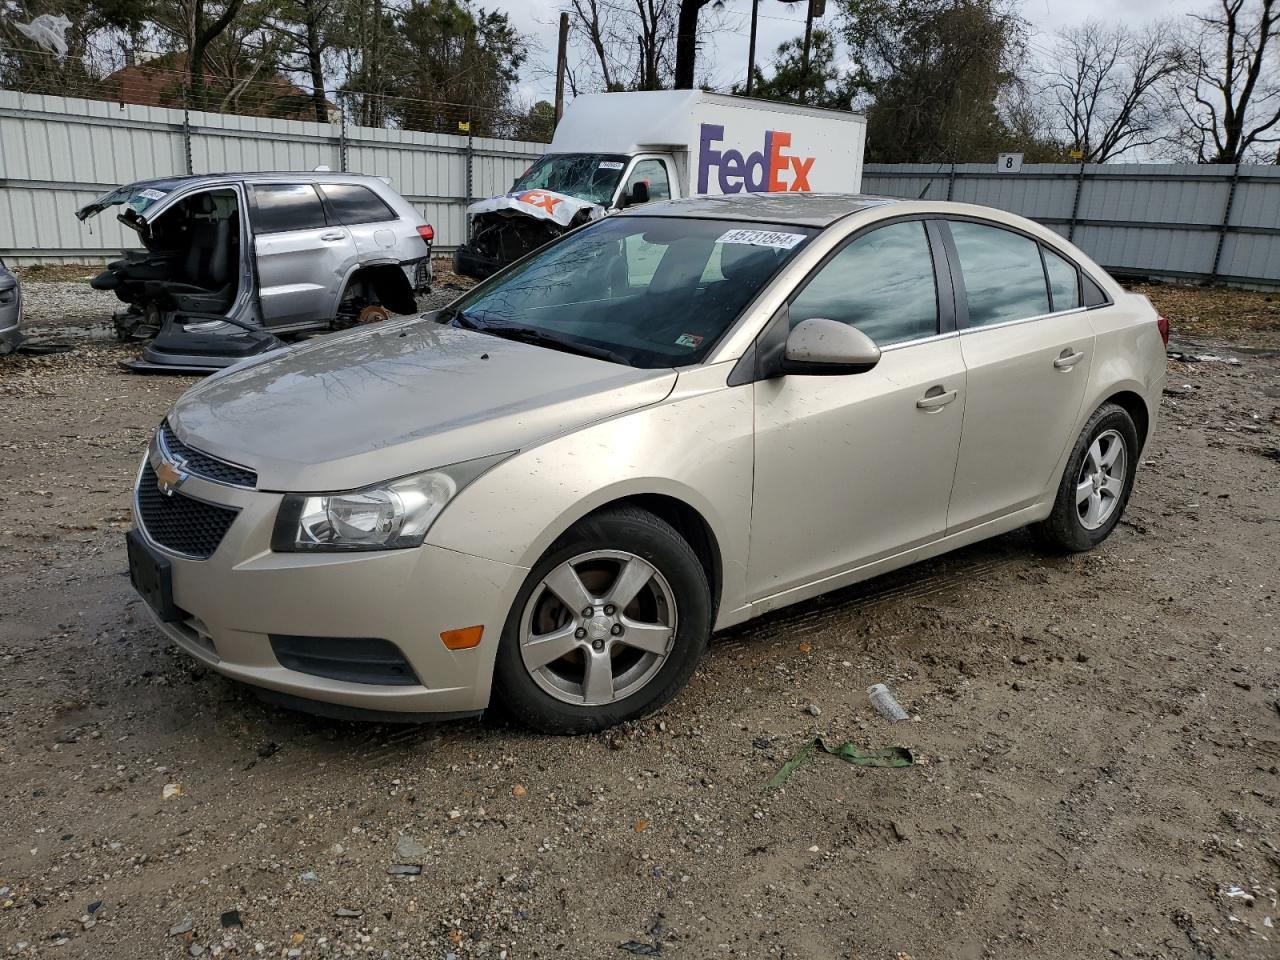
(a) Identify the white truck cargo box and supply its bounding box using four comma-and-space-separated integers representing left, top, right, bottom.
455, 91, 866, 278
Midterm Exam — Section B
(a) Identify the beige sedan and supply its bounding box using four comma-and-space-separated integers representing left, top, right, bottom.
127, 194, 1167, 733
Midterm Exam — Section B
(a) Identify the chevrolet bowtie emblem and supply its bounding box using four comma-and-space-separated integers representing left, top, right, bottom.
155, 458, 187, 496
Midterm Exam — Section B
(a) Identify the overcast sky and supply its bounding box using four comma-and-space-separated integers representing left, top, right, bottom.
483, 0, 1208, 104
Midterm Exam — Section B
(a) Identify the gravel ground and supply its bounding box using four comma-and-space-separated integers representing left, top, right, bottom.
0, 279, 1277, 960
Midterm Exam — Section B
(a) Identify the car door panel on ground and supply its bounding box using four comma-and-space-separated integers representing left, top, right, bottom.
943, 219, 1098, 532
252, 183, 357, 329
749, 218, 966, 600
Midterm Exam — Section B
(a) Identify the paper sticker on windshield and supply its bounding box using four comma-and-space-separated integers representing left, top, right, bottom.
598, 160, 625, 170
717, 228, 806, 250
675, 333, 704, 348
137, 188, 167, 201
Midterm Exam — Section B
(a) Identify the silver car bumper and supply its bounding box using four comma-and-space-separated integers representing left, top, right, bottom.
130, 445, 529, 716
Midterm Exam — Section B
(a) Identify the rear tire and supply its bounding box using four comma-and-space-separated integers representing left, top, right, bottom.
492, 507, 711, 735
1033, 402, 1139, 552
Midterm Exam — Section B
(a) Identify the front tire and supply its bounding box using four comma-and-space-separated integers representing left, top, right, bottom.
492, 506, 711, 735
1033, 402, 1139, 552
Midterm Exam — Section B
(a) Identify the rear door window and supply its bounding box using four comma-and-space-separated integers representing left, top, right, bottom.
252, 184, 327, 233
788, 220, 939, 346
321, 184, 397, 224
949, 221, 1051, 327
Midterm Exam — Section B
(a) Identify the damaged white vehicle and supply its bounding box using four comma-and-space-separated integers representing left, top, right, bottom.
79, 173, 435, 373
453, 90, 866, 279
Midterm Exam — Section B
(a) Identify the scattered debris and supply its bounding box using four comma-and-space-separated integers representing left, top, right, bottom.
387, 864, 423, 876
334, 908, 363, 918
220, 909, 242, 929
162, 783, 183, 800
867, 683, 910, 721
1168, 351, 1242, 365
618, 941, 662, 956
395, 834, 428, 860
169, 918, 194, 936
766, 738, 914, 789
511, 784, 528, 797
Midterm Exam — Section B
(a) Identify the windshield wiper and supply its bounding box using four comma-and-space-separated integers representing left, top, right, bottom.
478, 323, 630, 365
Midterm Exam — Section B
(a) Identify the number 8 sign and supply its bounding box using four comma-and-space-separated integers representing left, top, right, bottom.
997, 152, 1024, 174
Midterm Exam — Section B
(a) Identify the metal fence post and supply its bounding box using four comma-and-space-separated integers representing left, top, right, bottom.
339, 95, 349, 173
1067, 161, 1086, 242
465, 113, 474, 241
181, 81, 194, 175
1210, 163, 1240, 283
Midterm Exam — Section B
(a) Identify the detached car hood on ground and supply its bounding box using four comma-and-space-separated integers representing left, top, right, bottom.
466, 189, 605, 228
168, 318, 676, 492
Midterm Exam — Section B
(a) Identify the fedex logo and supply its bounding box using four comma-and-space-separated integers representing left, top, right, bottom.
515, 190, 561, 213
697, 123, 815, 194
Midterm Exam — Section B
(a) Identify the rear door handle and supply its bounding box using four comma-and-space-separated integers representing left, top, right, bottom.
319, 231, 346, 242
1054, 349, 1085, 370
916, 386, 958, 410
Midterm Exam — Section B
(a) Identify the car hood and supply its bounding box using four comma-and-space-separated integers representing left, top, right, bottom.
466, 189, 605, 228
168, 317, 677, 491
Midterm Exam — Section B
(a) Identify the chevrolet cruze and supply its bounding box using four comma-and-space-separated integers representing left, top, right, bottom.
127, 194, 1167, 733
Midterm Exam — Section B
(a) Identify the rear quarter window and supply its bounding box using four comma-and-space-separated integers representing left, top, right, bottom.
321, 184, 398, 225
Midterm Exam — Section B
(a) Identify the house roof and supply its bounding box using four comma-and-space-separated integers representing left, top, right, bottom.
102, 52, 337, 122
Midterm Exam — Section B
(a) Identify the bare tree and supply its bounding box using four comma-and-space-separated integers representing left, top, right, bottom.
1040, 20, 1183, 162
1177, 0, 1280, 162
565, 0, 678, 92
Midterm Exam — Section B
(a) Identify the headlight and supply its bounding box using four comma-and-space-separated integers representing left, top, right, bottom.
271, 454, 507, 552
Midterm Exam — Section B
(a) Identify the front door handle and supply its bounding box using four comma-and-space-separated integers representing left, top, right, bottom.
916, 386, 958, 411
319, 231, 346, 242
1054, 349, 1085, 370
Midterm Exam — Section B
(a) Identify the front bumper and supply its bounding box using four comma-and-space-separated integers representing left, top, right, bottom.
131, 443, 528, 716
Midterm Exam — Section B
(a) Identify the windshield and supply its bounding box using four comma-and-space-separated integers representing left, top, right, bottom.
510, 154, 629, 206
445, 216, 816, 368
78, 183, 174, 223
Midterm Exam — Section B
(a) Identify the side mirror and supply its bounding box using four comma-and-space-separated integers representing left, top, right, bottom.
628, 180, 650, 206
781, 318, 881, 375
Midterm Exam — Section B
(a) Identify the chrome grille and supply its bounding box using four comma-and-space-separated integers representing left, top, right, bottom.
136, 462, 239, 559
160, 420, 257, 489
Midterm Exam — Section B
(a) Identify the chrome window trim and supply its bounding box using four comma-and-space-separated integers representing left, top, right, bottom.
955, 304, 1096, 336
878, 330, 959, 353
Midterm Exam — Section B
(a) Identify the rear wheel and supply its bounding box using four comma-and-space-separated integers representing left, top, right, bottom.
1033, 402, 1139, 552
492, 507, 711, 734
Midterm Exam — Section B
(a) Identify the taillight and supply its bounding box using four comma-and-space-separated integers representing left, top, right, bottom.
417, 224, 434, 243
1156, 314, 1169, 346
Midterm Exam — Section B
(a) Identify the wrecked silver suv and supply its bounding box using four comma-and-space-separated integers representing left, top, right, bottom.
78, 173, 434, 372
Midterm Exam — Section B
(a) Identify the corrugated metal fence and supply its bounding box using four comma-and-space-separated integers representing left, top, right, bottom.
862, 162, 1280, 289
0, 90, 547, 264
4, 94, 1279, 288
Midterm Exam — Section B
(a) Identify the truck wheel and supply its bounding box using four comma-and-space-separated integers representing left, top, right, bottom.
1033, 402, 1139, 552
492, 507, 711, 735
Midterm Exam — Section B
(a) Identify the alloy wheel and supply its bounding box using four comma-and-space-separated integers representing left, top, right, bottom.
519, 550, 678, 706
1076, 428, 1127, 530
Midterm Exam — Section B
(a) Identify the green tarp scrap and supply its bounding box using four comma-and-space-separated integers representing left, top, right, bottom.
765, 738, 914, 789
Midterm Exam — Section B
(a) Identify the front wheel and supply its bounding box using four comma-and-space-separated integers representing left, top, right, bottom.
492, 507, 711, 735
1033, 402, 1140, 552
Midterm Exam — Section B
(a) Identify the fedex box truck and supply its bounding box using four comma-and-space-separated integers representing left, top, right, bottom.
454, 90, 866, 278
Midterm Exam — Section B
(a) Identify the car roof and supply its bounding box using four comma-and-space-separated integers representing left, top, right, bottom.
118, 172, 391, 189
626, 193, 903, 227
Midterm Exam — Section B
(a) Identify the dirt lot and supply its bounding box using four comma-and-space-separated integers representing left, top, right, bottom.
0, 277, 1277, 960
